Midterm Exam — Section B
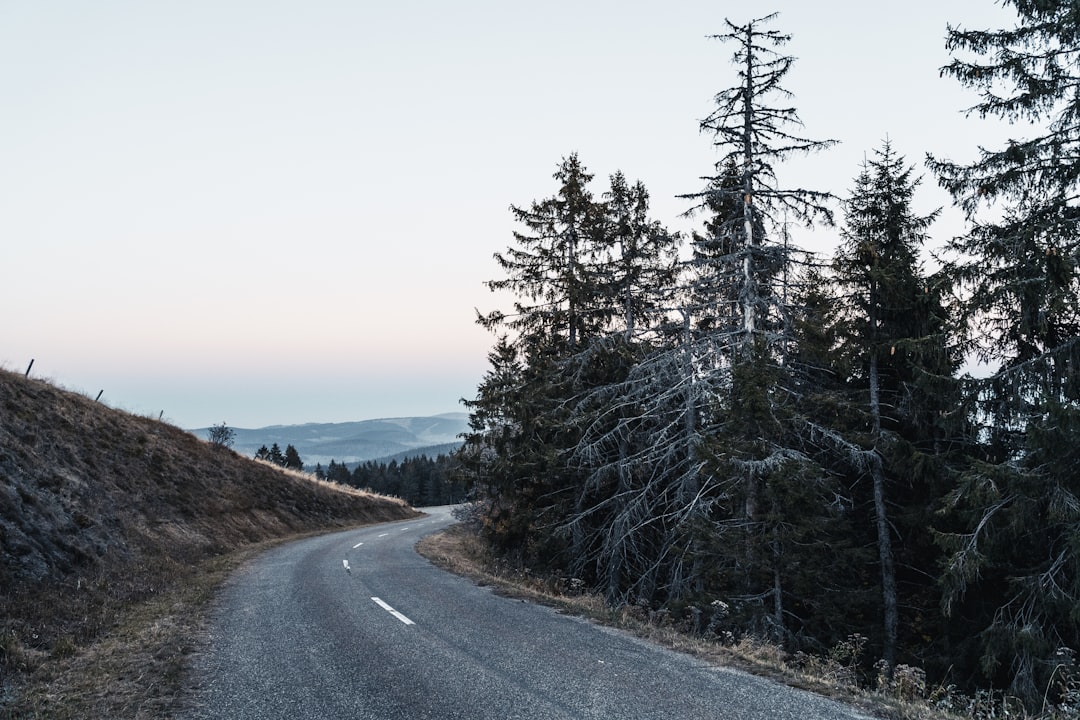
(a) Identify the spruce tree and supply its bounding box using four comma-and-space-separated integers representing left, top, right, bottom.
928, 2, 1080, 703
325, 459, 349, 484
283, 444, 303, 471
481, 153, 608, 350
601, 172, 680, 340
680, 14, 838, 640
466, 157, 663, 562
561, 324, 701, 605
557, 174, 686, 604
685, 158, 750, 338
682, 13, 836, 356
459, 331, 574, 553
828, 141, 954, 675
469, 156, 605, 555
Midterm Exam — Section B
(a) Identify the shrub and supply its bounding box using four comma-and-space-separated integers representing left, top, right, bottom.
207, 422, 235, 449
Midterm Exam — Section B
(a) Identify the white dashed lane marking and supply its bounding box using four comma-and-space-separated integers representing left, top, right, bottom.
371, 597, 415, 625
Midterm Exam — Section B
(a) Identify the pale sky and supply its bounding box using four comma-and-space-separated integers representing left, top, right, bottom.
1, 1, 1018, 429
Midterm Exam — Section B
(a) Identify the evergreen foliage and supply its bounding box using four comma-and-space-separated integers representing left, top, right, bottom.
926, 1, 1080, 705
456, 5, 1080, 711
677, 13, 838, 644
481, 153, 608, 350
825, 141, 959, 676
350, 454, 465, 507
601, 172, 680, 339
325, 459, 350, 484
253, 443, 304, 471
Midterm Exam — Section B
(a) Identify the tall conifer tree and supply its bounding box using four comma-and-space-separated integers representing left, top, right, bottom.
482, 153, 607, 351
602, 172, 680, 340
829, 141, 955, 675
928, 2, 1080, 703
683, 13, 836, 355
686, 15, 838, 639
467, 155, 616, 558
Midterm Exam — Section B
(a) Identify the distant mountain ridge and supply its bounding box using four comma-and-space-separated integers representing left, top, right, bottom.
192, 413, 468, 466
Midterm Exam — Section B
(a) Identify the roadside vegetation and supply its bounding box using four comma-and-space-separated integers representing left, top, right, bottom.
0, 367, 417, 719
419, 511, 1078, 720
455, 5, 1080, 717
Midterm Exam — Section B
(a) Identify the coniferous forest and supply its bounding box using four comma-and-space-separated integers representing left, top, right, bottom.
455, 6, 1080, 709
308, 454, 465, 507
348, 454, 466, 507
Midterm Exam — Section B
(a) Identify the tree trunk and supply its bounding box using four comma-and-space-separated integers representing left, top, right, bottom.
772, 537, 784, 643
739, 23, 757, 354
683, 313, 698, 500
607, 435, 631, 603
869, 347, 898, 676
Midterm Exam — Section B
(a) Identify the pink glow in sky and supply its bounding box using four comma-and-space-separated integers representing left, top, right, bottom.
1, 1, 1017, 428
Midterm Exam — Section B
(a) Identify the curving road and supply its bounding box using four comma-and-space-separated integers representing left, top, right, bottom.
180, 507, 871, 719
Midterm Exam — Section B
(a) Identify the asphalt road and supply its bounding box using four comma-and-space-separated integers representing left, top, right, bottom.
180, 507, 871, 720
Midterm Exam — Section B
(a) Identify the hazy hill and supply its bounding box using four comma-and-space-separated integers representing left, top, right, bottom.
193, 413, 468, 465
0, 368, 418, 714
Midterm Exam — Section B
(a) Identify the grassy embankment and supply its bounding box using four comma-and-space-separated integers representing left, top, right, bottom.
0, 367, 418, 719
419, 521, 1005, 720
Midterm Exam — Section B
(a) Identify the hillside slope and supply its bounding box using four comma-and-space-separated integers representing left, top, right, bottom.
193, 413, 468, 465
0, 367, 418, 715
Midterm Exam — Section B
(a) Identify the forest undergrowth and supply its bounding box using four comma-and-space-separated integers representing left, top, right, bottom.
418, 511, 1080, 720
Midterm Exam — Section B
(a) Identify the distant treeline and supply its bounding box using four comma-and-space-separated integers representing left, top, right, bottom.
315, 454, 466, 507
253, 442, 303, 470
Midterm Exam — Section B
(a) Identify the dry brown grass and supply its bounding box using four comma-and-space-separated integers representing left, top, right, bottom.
0, 368, 419, 718
418, 523, 976, 720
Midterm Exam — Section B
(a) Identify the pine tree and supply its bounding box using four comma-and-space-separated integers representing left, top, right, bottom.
679, 14, 838, 640
268, 443, 285, 466
928, 2, 1080, 703
283, 444, 303, 471
482, 153, 608, 351
828, 141, 954, 675
466, 156, 651, 562
601, 172, 680, 340
682, 13, 836, 356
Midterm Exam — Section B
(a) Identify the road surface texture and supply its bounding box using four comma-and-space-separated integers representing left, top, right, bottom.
181, 506, 871, 720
